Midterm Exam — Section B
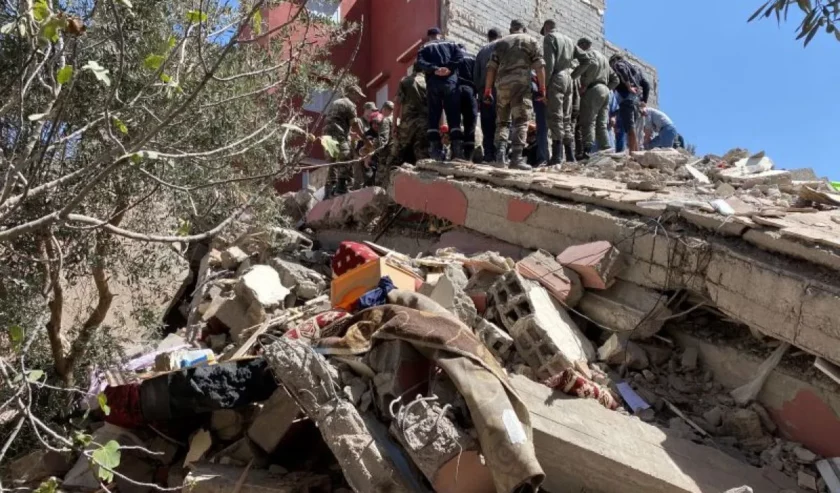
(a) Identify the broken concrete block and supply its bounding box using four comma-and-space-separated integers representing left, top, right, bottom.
681, 347, 698, 370
798, 470, 818, 491
186, 463, 330, 493
516, 250, 584, 308
556, 241, 622, 290
597, 333, 649, 370
305, 186, 390, 228
263, 339, 415, 492
489, 271, 594, 379
632, 148, 685, 170
247, 387, 299, 453
474, 317, 514, 362
577, 280, 672, 339
270, 257, 326, 299
390, 399, 489, 491
212, 296, 265, 340
215, 436, 264, 467
429, 268, 477, 327
236, 265, 289, 310
723, 408, 765, 440
221, 246, 249, 270
270, 227, 314, 253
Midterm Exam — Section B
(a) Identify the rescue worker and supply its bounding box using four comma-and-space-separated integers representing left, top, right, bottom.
541, 19, 576, 165
571, 38, 617, 159
323, 84, 366, 198
417, 27, 464, 161
609, 53, 651, 153
484, 19, 546, 170
474, 28, 502, 163
456, 44, 478, 161
393, 62, 429, 165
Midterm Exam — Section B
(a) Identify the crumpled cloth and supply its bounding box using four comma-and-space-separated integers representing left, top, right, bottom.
543, 368, 618, 410
316, 304, 545, 493
103, 383, 144, 429
332, 241, 379, 277
356, 276, 395, 310
284, 309, 351, 342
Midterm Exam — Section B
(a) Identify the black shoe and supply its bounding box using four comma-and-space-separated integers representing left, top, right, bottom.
549, 140, 563, 165
565, 142, 576, 163
450, 140, 465, 160
493, 143, 508, 168
509, 147, 532, 171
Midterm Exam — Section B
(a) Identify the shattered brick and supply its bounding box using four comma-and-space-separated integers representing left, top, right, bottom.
556, 241, 622, 290
516, 249, 584, 307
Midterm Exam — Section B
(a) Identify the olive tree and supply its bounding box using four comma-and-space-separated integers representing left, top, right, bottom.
750, 0, 840, 45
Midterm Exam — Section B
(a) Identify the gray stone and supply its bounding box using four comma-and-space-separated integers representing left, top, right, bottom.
597, 333, 649, 371
221, 246, 249, 270
429, 268, 477, 327
247, 388, 299, 453
749, 402, 777, 433
270, 257, 326, 299
236, 265, 289, 309
681, 347, 699, 370
798, 470, 818, 491
715, 183, 737, 198
577, 281, 672, 339
793, 446, 817, 464
702, 407, 723, 428
723, 408, 765, 440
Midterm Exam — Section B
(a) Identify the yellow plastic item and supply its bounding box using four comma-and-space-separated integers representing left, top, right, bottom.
331, 257, 419, 310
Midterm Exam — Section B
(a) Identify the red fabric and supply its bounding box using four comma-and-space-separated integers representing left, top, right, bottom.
542, 369, 619, 411
103, 384, 145, 428
285, 309, 351, 342
332, 242, 379, 277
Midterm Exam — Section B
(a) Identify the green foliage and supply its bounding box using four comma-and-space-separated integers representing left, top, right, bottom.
92, 440, 121, 483
320, 135, 340, 158
97, 393, 111, 415
186, 10, 208, 23
33, 477, 59, 493
57, 66, 74, 85
143, 54, 166, 71
750, 0, 840, 45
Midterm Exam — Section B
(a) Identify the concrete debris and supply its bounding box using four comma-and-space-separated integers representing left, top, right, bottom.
516, 249, 584, 307
428, 264, 477, 326
473, 317, 514, 362
305, 186, 390, 228
681, 346, 699, 370
211, 409, 247, 441
816, 458, 840, 493
578, 280, 672, 339
723, 408, 765, 440
597, 333, 649, 370
247, 388, 299, 453
799, 470, 819, 491
236, 264, 290, 310
270, 257, 327, 299
556, 241, 622, 290
186, 463, 330, 493
730, 342, 789, 406
221, 245, 250, 269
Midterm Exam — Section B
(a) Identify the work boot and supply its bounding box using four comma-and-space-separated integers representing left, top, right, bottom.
429, 142, 445, 162
450, 139, 465, 161
564, 142, 576, 163
509, 147, 532, 171
549, 140, 563, 165
493, 142, 508, 168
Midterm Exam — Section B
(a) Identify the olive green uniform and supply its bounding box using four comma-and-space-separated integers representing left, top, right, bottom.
543, 30, 575, 145
571, 48, 616, 152
392, 72, 429, 165
488, 33, 545, 154
323, 97, 357, 196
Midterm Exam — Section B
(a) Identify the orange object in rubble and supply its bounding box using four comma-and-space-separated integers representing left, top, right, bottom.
331, 257, 420, 310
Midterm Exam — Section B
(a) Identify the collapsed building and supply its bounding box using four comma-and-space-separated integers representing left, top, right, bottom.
8, 148, 840, 493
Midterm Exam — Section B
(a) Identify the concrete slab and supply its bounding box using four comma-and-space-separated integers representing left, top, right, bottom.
511, 375, 803, 493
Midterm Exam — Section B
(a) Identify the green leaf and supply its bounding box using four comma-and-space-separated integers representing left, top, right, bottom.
91, 440, 121, 483
1, 21, 15, 34
73, 431, 93, 446
320, 135, 339, 158
97, 393, 111, 415
167, 35, 177, 50
186, 10, 208, 23
748, 1, 772, 22
131, 150, 161, 163
41, 16, 67, 42
82, 60, 111, 87
9, 325, 24, 345
32, 0, 50, 22
805, 24, 820, 45
112, 117, 128, 135
26, 370, 44, 382
160, 73, 172, 83
33, 477, 58, 493
57, 65, 73, 84
252, 10, 262, 35
176, 219, 191, 236
27, 113, 47, 121
144, 54, 165, 71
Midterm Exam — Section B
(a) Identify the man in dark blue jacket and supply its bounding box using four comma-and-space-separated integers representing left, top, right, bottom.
609, 53, 650, 153
417, 27, 464, 161
456, 44, 478, 161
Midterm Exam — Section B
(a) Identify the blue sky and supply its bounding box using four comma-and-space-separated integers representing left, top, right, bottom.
605, 0, 836, 178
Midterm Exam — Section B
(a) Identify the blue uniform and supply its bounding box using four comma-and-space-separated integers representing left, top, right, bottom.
456, 53, 478, 159
417, 39, 464, 153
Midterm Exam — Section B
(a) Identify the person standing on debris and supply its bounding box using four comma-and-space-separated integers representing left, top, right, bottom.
417, 27, 464, 161
475, 28, 501, 163
324, 84, 366, 198
456, 44, 478, 161
609, 53, 650, 153
610, 89, 626, 152
484, 19, 546, 170
541, 19, 576, 165
642, 106, 679, 149
530, 69, 549, 166
571, 38, 617, 159
393, 62, 429, 165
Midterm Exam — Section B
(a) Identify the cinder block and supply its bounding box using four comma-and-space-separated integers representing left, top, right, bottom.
247, 388, 299, 453
556, 241, 622, 290
474, 317, 514, 362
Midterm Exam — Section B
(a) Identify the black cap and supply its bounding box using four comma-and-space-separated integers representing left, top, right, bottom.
487, 28, 502, 40
577, 37, 592, 49
510, 19, 526, 31
427, 27, 441, 36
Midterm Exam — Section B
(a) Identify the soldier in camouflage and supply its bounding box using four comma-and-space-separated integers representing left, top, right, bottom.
323, 84, 365, 198
392, 62, 429, 166
541, 19, 576, 165
571, 38, 618, 159
484, 19, 546, 170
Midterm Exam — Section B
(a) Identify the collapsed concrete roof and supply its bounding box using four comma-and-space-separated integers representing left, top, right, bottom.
387, 159, 840, 367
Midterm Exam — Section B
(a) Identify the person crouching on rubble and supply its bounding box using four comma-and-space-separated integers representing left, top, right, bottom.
642, 106, 679, 149
357, 111, 389, 187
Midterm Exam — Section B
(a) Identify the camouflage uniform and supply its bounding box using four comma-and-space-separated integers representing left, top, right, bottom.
393, 72, 429, 165
571, 47, 616, 153
543, 28, 575, 162
323, 97, 357, 197
488, 33, 545, 157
